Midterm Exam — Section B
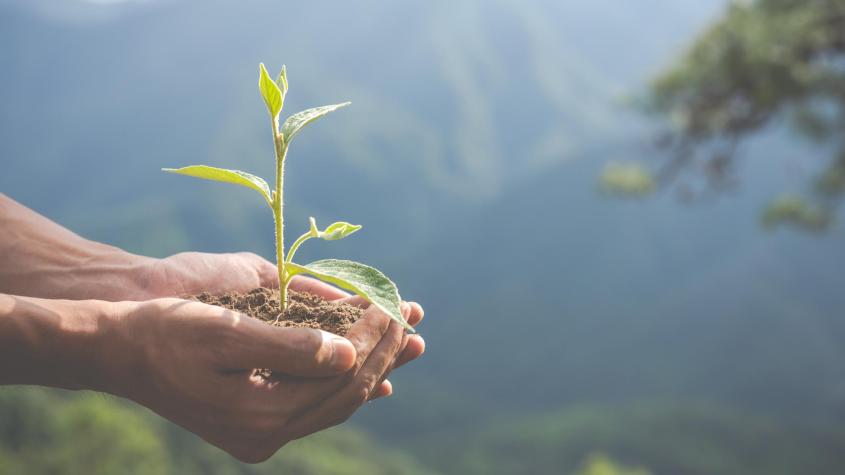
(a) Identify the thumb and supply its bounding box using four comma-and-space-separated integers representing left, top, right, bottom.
225, 318, 357, 377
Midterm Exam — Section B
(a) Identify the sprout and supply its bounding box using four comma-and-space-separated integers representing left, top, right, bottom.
163, 63, 412, 332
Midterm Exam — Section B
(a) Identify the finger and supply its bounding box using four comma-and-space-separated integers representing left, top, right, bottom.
288, 275, 349, 300
394, 335, 425, 369
334, 297, 422, 327
369, 380, 393, 401
285, 318, 404, 438
221, 317, 356, 376
379, 303, 413, 371
337, 295, 369, 307
343, 304, 394, 367
338, 299, 422, 327
235, 252, 279, 289
369, 335, 406, 400
253, 303, 396, 412
406, 301, 424, 327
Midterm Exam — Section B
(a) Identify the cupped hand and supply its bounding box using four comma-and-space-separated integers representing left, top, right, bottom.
136, 250, 425, 402
107, 296, 414, 463
140, 251, 426, 391
137, 251, 279, 299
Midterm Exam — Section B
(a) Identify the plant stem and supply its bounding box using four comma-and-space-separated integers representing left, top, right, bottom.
272, 121, 289, 312
286, 231, 312, 265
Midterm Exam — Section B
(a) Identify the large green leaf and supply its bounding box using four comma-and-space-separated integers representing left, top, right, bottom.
286, 259, 413, 332
258, 63, 284, 119
281, 102, 351, 145
162, 165, 272, 206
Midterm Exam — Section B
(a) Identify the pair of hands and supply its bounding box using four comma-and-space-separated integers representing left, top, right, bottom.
0, 195, 424, 462
111, 251, 425, 463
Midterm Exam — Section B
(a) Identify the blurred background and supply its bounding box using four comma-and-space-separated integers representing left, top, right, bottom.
2, 0, 845, 473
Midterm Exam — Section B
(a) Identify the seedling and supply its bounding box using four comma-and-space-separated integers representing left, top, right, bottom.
164, 63, 413, 332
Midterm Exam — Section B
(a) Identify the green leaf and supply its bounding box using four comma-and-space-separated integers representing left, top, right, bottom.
322, 221, 362, 240
309, 217, 362, 241
258, 63, 283, 119
162, 165, 272, 207
286, 259, 413, 332
281, 102, 351, 145
275, 64, 288, 97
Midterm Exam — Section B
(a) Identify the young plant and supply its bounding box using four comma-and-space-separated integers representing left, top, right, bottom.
163, 63, 413, 332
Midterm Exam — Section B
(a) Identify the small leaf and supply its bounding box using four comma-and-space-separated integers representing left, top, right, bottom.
321, 221, 362, 240
310, 217, 362, 241
275, 65, 288, 97
286, 259, 413, 332
281, 102, 351, 145
258, 63, 283, 119
162, 165, 272, 206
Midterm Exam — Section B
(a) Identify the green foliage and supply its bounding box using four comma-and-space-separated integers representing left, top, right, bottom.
162, 165, 272, 207
287, 259, 412, 332
648, 0, 845, 228
0, 388, 435, 475
572, 453, 651, 475
282, 103, 351, 145
598, 162, 657, 197
815, 153, 845, 197
311, 218, 362, 241
164, 64, 408, 329
273, 426, 438, 475
425, 403, 845, 475
761, 193, 832, 232
274, 65, 289, 103
0, 389, 168, 475
258, 62, 284, 120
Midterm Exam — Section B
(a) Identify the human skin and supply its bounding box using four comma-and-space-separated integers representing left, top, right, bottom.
0, 194, 425, 462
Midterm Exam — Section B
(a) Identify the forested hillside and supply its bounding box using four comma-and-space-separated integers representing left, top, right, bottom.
2, 0, 844, 473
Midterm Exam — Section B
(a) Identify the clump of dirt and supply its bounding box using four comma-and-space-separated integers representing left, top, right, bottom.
193, 287, 364, 336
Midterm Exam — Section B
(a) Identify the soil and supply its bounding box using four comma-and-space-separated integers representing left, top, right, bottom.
193, 287, 364, 336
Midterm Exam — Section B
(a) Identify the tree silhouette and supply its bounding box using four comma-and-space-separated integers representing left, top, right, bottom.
646, 0, 845, 231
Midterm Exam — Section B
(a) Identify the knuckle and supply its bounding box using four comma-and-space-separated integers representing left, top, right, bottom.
387, 321, 404, 343
206, 316, 241, 348
292, 329, 325, 358
363, 306, 391, 330
350, 382, 373, 407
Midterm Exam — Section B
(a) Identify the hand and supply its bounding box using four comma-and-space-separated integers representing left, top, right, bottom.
136, 251, 278, 300
140, 251, 426, 397
108, 296, 413, 463
133, 251, 368, 301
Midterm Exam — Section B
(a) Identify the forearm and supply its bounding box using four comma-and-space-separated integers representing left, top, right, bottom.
0, 193, 155, 300
0, 293, 128, 393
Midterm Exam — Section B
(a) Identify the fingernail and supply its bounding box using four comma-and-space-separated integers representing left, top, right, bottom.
330, 336, 355, 370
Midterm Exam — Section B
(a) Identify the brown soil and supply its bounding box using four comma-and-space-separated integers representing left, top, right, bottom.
193, 287, 364, 336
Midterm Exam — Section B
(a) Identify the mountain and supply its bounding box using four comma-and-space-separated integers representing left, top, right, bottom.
4, 0, 845, 473
421, 403, 845, 475
0, 387, 437, 474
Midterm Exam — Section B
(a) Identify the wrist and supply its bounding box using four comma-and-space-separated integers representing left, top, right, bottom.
74, 248, 159, 302
0, 295, 134, 394
86, 299, 147, 398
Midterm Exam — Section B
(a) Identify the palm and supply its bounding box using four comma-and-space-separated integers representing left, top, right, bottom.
145, 251, 344, 299
147, 250, 424, 377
